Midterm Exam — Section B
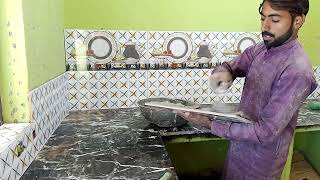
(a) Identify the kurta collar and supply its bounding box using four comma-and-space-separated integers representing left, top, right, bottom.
264, 38, 299, 53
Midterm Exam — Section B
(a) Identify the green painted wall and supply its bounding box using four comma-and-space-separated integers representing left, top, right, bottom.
299, 0, 320, 66
23, 0, 65, 90
0, 0, 30, 123
64, 0, 261, 31
0, 0, 64, 123
64, 0, 319, 65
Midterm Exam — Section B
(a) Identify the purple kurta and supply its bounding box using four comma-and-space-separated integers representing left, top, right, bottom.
211, 39, 318, 180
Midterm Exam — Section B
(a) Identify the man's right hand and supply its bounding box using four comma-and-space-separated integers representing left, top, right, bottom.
209, 70, 233, 94
175, 111, 212, 129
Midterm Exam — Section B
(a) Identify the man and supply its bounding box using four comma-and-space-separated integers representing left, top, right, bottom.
177, 0, 318, 179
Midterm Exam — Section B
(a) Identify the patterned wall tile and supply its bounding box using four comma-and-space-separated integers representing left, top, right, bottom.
218, 32, 239, 59
146, 69, 245, 104
68, 70, 148, 110
190, 32, 221, 63
104, 70, 149, 109
148, 31, 222, 64
141, 31, 260, 65
147, 31, 174, 63
65, 29, 149, 67
65, 29, 263, 71
0, 72, 69, 179
67, 66, 320, 111
0, 124, 29, 154
148, 70, 176, 98
183, 69, 211, 104
64, 29, 318, 109
64, 29, 91, 62
113, 30, 149, 60
30, 73, 69, 131
309, 66, 320, 99
0, 123, 33, 180
224, 78, 245, 102
67, 70, 246, 110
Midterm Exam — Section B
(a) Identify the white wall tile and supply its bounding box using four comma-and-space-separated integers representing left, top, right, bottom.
0, 72, 69, 179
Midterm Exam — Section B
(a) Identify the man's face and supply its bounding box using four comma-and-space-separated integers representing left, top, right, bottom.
260, 1, 294, 49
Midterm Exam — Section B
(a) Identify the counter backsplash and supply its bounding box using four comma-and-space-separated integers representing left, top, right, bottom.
64, 29, 320, 111
68, 66, 320, 111
0, 73, 69, 179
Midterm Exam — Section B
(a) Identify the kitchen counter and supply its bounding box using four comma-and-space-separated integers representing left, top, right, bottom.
21, 108, 175, 179
21, 100, 320, 179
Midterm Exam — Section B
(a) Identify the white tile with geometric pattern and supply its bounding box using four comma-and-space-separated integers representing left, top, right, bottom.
0, 73, 69, 180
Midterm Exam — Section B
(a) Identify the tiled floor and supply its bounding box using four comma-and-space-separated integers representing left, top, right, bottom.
290, 151, 320, 180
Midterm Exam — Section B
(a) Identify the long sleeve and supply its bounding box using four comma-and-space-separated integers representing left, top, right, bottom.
211, 72, 317, 144
220, 45, 256, 78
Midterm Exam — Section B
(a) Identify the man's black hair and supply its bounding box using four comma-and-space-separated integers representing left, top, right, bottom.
259, 0, 309, 18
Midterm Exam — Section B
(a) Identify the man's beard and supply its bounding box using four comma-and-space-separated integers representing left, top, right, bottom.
262, 23, 294, 50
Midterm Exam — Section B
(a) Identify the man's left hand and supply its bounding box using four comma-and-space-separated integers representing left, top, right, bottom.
176, 111, 212, 129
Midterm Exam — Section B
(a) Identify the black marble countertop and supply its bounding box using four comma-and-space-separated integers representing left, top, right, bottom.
21, 109, 175, 179
21, 100, 320, 179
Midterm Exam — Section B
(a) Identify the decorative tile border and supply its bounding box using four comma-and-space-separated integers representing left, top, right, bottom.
64, 29, 261, 70
0, 73, 69, 179
64, 30, 149, 67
